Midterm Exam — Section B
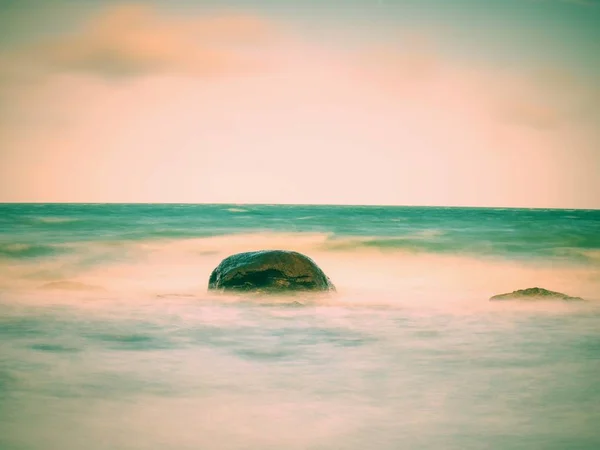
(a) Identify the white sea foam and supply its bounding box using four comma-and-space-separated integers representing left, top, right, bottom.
225, 208, 249, 213
0, 232, 597, 310
1, 243, 34, 252
2, 206, 598, 449
1, 285, 599, 450
34, 217, 80, 224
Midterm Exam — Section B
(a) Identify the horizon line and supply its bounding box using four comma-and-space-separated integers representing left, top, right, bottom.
0, 201, 597, 211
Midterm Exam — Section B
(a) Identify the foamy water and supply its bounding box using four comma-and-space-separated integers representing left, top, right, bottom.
1, 204, 599, 449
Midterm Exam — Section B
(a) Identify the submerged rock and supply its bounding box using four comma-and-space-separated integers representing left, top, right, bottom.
208, 250, 335, 293
490, 287, 583, 301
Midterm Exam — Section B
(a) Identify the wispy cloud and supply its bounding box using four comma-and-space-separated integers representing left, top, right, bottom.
2, 3, 276, 80
1, 1, 598, 207
353, 40, 599, 131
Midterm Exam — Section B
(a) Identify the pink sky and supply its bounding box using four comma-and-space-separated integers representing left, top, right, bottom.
0, 3, 598, 207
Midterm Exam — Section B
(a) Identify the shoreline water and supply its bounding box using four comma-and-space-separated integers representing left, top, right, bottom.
1, 204, 599, 449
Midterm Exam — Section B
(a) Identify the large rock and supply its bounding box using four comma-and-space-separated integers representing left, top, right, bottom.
490, 287, 583, 301
208, 250, 335, 293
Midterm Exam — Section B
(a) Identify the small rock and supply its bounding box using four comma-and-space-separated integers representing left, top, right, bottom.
490, 287, 583, 301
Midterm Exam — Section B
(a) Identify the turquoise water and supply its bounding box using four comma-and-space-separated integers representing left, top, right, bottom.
1, 204, 599, 449
1, 203, 599, 259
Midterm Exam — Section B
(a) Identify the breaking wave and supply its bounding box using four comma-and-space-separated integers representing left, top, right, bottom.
0, 232, 597, 308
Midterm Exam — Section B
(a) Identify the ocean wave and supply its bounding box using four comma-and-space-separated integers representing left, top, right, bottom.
157, 231, 450, 255
225, 208, 249, 213
558, 248, 600, 263
0, 243, 66, 259
33, 217, 81, 224
1, 230, 598, 303
145, 232, 334, 254
37, 281, 106, 292
1, 229, 597, 266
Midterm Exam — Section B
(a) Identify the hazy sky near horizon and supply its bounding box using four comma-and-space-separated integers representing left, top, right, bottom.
1, 0, 599, 207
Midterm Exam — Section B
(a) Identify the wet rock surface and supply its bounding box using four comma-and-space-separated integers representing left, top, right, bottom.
490, 287, 583, 301
208, 250, 335, 293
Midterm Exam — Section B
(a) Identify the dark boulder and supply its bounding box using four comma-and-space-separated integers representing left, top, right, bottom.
208, 250, 335, 293
490, 287, 583, 301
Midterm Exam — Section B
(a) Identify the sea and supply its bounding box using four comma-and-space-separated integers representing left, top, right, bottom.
1, 203, 599, 450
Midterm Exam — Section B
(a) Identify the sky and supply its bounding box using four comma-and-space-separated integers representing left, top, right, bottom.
0, 0, 598, 208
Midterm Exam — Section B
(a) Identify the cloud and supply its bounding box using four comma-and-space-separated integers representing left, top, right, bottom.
351, 40, 600, 131
492, 69, 600, 130
1, 7, 598, 207
5, 3, 276, 79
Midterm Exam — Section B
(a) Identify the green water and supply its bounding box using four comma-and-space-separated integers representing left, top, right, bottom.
0, 204, 599, 449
